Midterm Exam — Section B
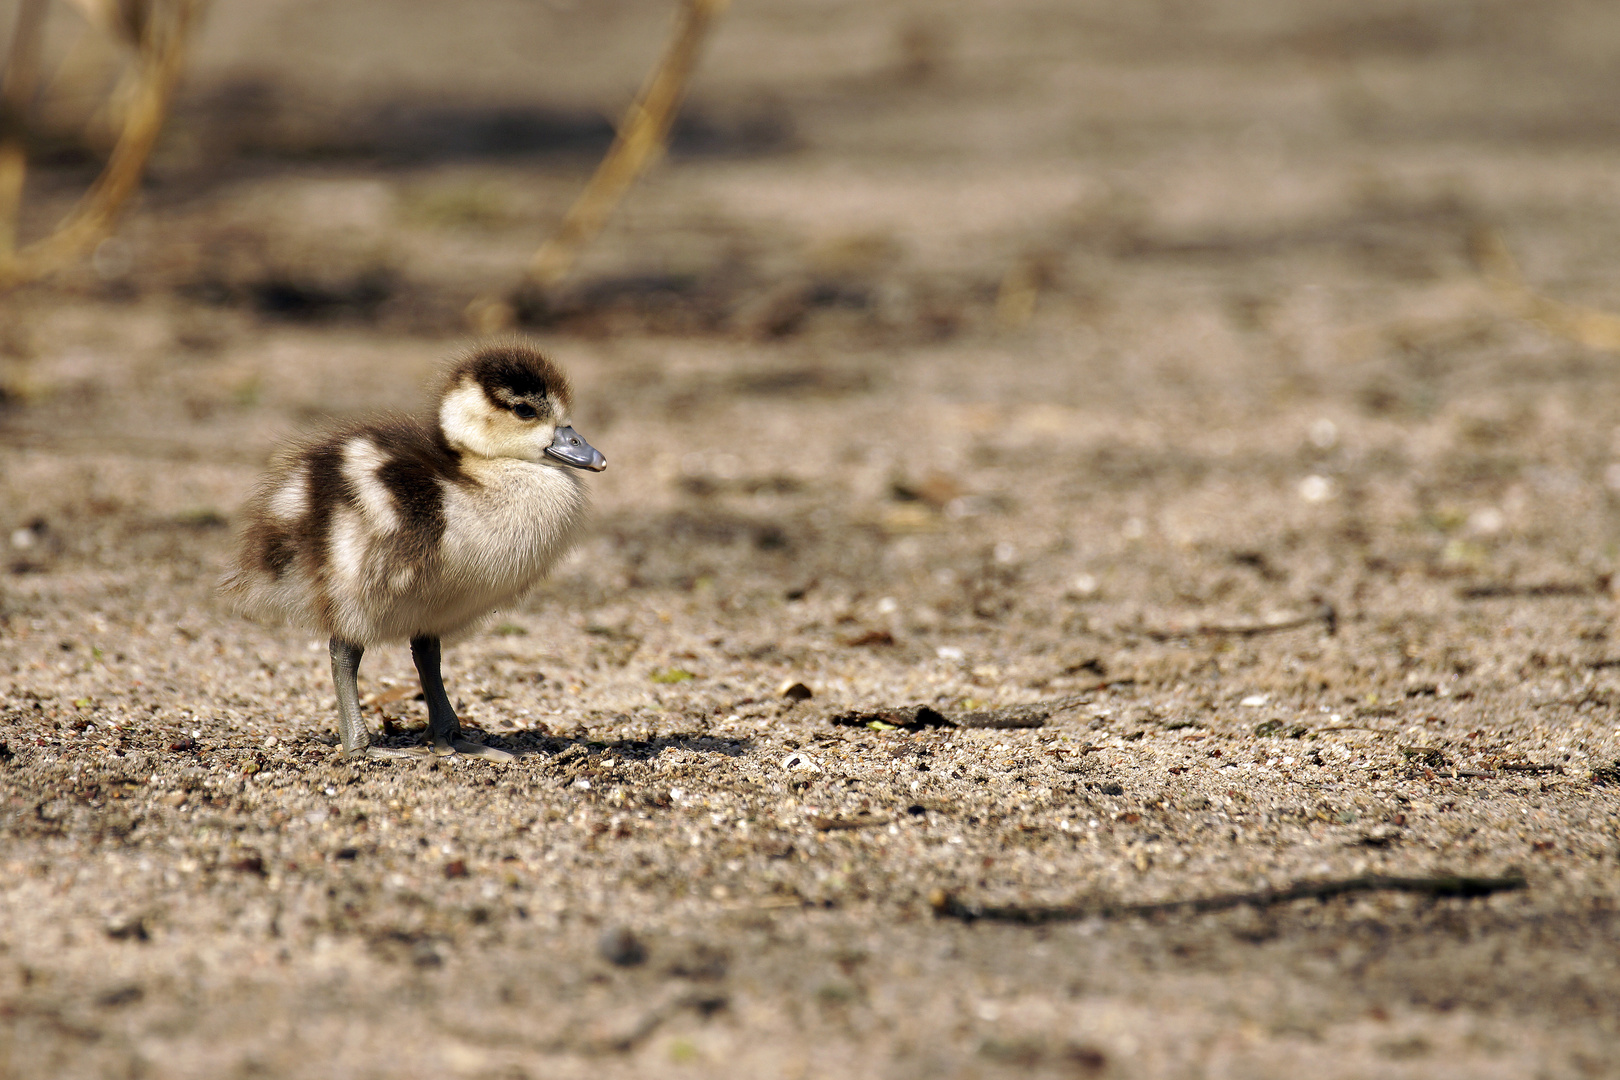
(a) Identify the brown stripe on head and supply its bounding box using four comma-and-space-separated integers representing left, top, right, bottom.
439, 343, 573, 418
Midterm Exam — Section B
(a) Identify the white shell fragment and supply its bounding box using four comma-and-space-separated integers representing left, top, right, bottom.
777, 680, 813, 701
781, 752, 822, 773
1298, 474, 1336, 503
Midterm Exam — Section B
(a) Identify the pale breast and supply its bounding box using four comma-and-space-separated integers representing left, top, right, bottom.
437, 457, 588, 608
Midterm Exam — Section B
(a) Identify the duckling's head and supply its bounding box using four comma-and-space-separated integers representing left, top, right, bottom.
437, 345, 606, 471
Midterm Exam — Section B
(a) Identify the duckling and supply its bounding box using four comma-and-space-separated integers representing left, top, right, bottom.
221, 344, 606, 761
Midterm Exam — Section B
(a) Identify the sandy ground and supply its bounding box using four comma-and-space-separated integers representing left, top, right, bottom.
5, 0, 1620, 1076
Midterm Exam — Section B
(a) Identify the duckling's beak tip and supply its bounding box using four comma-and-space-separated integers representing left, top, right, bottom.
544, 425, 606, 472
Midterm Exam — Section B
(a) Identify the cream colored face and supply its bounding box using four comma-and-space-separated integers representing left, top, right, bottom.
439, 376, 568, 462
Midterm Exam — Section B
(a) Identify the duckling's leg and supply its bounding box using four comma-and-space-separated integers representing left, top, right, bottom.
330, 637, 425, 760
410, 635, 516, 762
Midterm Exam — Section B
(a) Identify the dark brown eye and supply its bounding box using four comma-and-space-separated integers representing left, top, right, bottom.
513, 403, 538, 421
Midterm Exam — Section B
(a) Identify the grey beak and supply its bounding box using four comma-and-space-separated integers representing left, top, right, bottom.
544, 425, 606, 472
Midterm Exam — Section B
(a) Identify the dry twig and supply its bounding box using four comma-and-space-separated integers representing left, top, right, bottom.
829, 696, 1089, 733
530, 0, 728, 288
1444, 764, 1558, 780
931, 872, 1528, 925
1473, 225, 1620, 351
810, 815, 891, 832
0, 0, 49, 255
0, 0, 202, 290
469, 0, 730, 331
1457, 579, 1601, 600
1145, 602, 1337, 642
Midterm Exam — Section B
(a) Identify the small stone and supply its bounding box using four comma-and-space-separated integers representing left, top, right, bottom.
95, 984, 144, 1008
758, 837, 795, 859
1063, 1043, 1108, 1073
778, 680, 812, 702
443, 859, 469, 879
1298, 474, 1336, 503
229, 853, 266, 875
598, 926, 648, 967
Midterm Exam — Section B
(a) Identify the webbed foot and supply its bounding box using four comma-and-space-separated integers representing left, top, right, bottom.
431, 737, 516, 762
331, 637, 520, 764
345, 739, 515, 762
348, 743, 435, 761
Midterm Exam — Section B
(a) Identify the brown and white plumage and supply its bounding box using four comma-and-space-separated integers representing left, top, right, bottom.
221, 344, 606, 760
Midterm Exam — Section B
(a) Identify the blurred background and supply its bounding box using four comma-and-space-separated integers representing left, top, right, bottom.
9, 7, 1620, 1074
8, 0, 1620, 682
7, 0, 1620, 650
5, 0, 1619, 342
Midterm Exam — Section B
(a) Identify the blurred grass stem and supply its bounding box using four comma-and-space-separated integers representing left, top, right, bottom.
528, 0, 730, 289
468, 0, 729, 333
0, 0, 202, 289
0, 0, 49, 255
1473, 224, 1620, 352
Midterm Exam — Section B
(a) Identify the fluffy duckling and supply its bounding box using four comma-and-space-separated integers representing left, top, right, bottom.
221, 344, 606, 761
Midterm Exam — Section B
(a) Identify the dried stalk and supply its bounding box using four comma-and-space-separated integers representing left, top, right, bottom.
1473, 225, 1620, 351
0, 0, 201, 290
932, 872, 1528, 925
0, 0, 49, 255
468, 0, 730, 330
530, 0, 728, 286
1143, 602, 1339, 642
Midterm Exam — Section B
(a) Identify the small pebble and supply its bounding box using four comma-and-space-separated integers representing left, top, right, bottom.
1298, 475, 1335, 503
598, 926, 648, 967
778, 680, 813, 702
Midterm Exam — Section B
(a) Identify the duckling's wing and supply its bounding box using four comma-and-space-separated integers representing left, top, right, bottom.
368, 421, 458, 575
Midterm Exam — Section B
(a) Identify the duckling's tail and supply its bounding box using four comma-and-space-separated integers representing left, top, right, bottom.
217, 562, 316, 632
